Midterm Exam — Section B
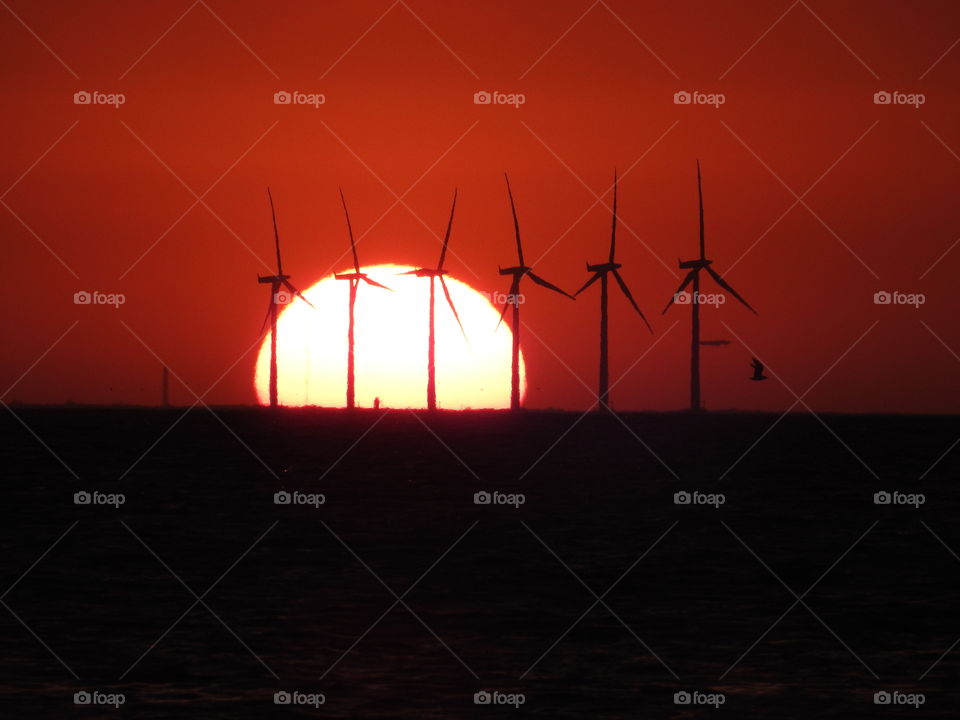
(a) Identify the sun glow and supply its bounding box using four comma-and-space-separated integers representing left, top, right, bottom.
254, 264, 526, 409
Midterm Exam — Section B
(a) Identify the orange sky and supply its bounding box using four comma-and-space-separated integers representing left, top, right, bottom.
2, 0, 960, 412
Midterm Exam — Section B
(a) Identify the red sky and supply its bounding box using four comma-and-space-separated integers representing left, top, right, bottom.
2, 0, 960, 412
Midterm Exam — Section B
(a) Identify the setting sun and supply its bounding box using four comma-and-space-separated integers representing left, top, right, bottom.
254, 264, 526, 408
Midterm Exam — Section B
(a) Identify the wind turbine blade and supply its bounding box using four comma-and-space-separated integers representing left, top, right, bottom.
574, 272, 602, 296
527, 271, 574, 299
361, 276, 392, 291
259, 301, 273, 336
504, 173, 524, 266
282, 280, 316, 310
612, 269, 652, 333
439, 275, 466, 340
339, 186, 360, 274
495, 276, 522, 330
661, 270, 696, 314
267, 187, 282, 275
705, 265, 758, 315
697, 160, 705, 261
609, 169, 618, 263
438, 188, 457, 271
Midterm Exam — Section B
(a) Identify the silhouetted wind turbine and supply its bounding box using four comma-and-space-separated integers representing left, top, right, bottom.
662, 161, 757, 411
402, 190, 465, 410
335, 188, 391, 409
575, 171, 652, 411
257, 188, 314, 408
497, 174, 574, 410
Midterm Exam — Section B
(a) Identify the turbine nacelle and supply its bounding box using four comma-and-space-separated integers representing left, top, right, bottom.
258, 274, 290, 284
498, 265, 530, 276
586, 261, 622, 273
402, 268, 448, 278
678, 259, 712, 269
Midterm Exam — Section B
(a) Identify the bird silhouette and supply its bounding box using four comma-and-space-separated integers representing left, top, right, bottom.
750, 357, 768, 381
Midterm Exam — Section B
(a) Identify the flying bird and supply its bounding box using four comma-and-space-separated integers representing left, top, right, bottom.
750, 357, 768, 381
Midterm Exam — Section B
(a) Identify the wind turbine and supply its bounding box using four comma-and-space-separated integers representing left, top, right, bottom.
497, 174, 574, 411
257, 188, 314, 408
662, 161, 757, 411
402, 190, 465, 411
575, 171, 652, 411
334, 187, 391, 409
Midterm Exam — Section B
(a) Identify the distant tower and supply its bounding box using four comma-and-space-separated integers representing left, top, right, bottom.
162, 366, 170, 407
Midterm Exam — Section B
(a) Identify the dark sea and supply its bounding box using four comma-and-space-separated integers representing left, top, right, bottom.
1, 407, 958, 717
